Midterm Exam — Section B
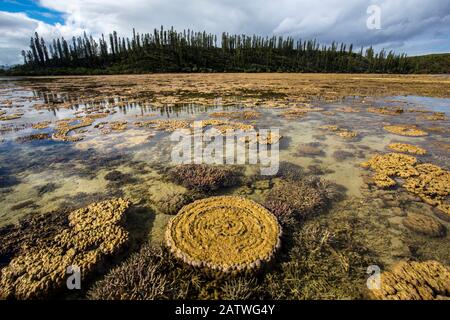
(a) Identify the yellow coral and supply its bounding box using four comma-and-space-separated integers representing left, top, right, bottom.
52, 117, 95, 142
165, 196, 281, 272
403, 164, 450, 206
370, 260, 450, 300
384, 125, 427, 137
387, 143, 427, 155
0, 198, 130, 299
361, 153, 418, 184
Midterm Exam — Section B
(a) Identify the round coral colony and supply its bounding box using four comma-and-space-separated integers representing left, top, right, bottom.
165, 196, 282, 273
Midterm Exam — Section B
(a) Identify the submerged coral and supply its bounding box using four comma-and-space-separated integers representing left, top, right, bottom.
0, 113, 23, 121
383, 125, 428, 137
168, 164, 240, 192
0, 210, 69, 266
0, 198, 130, 299
52, 117, 95, 142
275, 161, 304, 181
319, 125, 358, 139
388, 143, 427, 155
403, 163, 450, 206
154, 191, 195, 215
367, 107, 403, 115
87, 244, 183, 300
264, 177, 335, 222
403, 213, 446, 237
31, 121, 51, 129
165, 196, 282, 273
209, 111, 261, 120
370, 260, 450, 300
296, 143, 324, 157
361, 153, 418, 188
362, 153, 450, 215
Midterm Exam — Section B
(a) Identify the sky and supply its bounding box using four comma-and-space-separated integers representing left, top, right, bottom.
0, 0, 449, 65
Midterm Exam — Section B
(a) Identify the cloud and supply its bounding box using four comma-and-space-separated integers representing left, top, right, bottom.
1, 0, 449, 65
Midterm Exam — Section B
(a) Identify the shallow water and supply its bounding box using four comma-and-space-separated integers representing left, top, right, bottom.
0, 76, 449, 287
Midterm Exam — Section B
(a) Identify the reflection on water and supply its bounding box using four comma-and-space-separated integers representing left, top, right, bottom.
0, 78, 449, 290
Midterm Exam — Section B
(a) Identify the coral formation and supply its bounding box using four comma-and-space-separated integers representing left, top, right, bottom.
370, 260, 450, 300
0, 199, 130, 299
109, 121, 127, 131
31, 121, 51, 129
403, 163, 450, 206
0, 210, 69, 266
16, 133, 50, 143
319, 125, 358, 139
87, 244, 182, 300
361, 153, 418, 188
403, 213, 446, 237
136, 119, 191, 131
155, 191, 195, 215
384, 125, 428, 137
264, 178, 333, 222
209, 111, 260, 120
422, 112, 446, 121
362, 153, 449, 213
0, 113, 23, 121
388, 143, 426, 155
275, 161, 304, 181
296, 143, 324, 157
332, 150, 354, 161
165, 196, 282, 272
367, 107, 403, 115
52, 117, 95, 141
168, 164, 240, 191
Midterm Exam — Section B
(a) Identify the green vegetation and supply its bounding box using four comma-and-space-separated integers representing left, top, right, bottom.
407, 53, 450, 74
5, 26, 425, 75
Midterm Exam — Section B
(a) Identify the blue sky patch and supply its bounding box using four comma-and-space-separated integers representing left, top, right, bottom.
0, 0, 65, 24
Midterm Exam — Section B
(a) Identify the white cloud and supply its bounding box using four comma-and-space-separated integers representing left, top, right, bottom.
0, 0, 449, 65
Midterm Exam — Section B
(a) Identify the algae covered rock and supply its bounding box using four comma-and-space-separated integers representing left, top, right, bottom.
402, 213, 446, 237
371, 260, 450, 300
0, 198, 130, 299
165, 196, 281, 273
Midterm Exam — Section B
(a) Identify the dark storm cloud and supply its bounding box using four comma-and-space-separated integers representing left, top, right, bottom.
1, 0, 449, 65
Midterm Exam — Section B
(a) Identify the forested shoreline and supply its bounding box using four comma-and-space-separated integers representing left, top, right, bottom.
2, 26, 449, 75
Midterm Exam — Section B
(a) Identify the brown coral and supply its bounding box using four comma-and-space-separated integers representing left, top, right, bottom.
0, 198, 130, 299
370, 260, 450, 300
264, 178, 331, 221
402, 213, 446, 237
165, 196, 281, 272
367, 107, 403, 115
168, 164, 240, 192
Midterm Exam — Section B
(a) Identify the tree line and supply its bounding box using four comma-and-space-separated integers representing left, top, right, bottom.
15, 26, 415, 74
